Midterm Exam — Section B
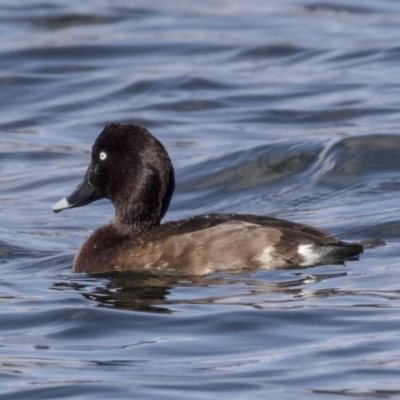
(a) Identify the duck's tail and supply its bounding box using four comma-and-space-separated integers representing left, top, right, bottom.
298, 238, 384, 267
358, 238, 386, 249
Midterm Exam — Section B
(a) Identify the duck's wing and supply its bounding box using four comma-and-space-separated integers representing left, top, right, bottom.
122, 214, 364, 274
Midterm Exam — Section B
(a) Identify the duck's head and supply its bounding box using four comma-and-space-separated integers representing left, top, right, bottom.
52, 123, 175, 233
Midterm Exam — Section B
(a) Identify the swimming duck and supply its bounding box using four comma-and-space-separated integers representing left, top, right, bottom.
53, 123, 375, 274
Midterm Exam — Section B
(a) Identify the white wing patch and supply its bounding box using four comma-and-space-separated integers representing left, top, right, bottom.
298, 244, 321, 266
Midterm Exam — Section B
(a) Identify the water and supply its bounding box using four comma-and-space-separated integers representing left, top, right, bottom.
1, 0, 400, 398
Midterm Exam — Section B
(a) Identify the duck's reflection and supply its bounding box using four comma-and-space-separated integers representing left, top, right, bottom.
53, 268, 348, 313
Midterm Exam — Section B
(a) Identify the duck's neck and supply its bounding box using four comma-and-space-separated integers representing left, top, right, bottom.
111, 198, 161, 235
110, 168, 174, 236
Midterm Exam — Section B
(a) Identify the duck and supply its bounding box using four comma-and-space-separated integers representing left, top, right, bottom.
52, 123, 380, 274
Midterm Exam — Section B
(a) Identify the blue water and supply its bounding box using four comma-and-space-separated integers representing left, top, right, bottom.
1, 1, 400, 398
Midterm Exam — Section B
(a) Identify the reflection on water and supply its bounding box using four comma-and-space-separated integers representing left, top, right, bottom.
52, 269, 350, 313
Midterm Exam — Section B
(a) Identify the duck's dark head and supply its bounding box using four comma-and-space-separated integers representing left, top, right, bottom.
53, 124, 175, 234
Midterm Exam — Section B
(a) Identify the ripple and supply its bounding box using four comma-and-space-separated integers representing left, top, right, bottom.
31, 14, 120, 30
313, 134, 400, 188
237, 44, 307, 59
304, 3, 380, 15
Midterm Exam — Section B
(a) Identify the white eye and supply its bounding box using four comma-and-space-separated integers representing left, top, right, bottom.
99, 151, 107, 161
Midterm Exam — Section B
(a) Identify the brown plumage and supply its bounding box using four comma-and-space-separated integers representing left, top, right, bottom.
52, 124, 382, 274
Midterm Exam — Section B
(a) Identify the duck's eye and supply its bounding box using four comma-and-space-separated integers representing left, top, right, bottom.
99, 151, 107, 161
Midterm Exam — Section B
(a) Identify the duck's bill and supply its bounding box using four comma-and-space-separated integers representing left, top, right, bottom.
52, 176, 103, 213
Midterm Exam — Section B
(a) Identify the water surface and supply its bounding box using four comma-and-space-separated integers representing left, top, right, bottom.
1, 1, 400, 399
